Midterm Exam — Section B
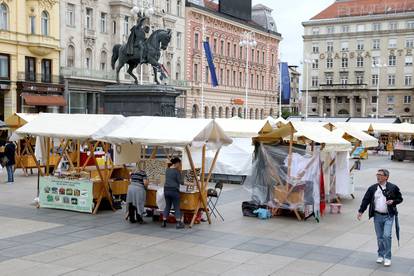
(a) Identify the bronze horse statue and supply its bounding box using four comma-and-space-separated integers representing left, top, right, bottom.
111, 29, 172, 85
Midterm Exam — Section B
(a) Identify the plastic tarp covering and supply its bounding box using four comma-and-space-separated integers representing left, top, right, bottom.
99, 116, 232, 149
335, 151, 350, 195
244, 144, 320, 216
182, 138, 254, 175
16, 113, 126, 140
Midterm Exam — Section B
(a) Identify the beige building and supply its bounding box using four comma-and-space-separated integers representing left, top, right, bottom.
302, 0, 414, 121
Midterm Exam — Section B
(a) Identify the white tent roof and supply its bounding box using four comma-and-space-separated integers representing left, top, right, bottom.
214, 118, 271, 138
334, 122, 372, 132
99, 116, 232, 148
16, 113, 125, 139
371, 123, 414, 135
331, 125, 378, 148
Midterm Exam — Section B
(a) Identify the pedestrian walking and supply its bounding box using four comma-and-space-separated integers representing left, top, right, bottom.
4, 141, 16, 183
357, 169, 403, 267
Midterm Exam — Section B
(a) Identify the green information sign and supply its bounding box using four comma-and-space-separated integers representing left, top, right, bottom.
39, 176, 93, 213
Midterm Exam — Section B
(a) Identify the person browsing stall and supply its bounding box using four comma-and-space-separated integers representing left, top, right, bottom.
126, 168, 149, 224
161, 157, 185, 229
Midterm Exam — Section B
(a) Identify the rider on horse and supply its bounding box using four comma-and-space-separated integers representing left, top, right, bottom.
125, 14, 150, 61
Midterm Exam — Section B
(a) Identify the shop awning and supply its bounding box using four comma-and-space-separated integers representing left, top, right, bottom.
23, 95, 66, 106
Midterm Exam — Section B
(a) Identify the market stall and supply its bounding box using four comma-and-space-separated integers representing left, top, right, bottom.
97, 116, 232, 227
16, 113, 126, 214
245, 122, 351, 221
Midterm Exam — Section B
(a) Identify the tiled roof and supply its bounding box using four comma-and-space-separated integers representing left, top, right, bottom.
311, 0, 414, 20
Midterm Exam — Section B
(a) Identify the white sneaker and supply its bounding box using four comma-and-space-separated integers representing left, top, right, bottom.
384, 259, 391, 266
376, 257, 384, 264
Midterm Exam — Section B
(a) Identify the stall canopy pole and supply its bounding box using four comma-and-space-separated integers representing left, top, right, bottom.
80, 141, 99, 171
25, 137, 44, 177
45, 137, 50, 176
76, 139, 81, 172
205, 146, 221, 184
54, 140, 70, 173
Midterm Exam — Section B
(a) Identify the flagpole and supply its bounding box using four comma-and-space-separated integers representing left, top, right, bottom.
201, 16, 205, 119
279, 59, 282, 117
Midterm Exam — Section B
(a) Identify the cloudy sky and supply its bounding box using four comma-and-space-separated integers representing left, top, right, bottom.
252, 0, 334, 66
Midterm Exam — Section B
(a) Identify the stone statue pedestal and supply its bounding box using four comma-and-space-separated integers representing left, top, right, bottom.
102, 84, 180, 116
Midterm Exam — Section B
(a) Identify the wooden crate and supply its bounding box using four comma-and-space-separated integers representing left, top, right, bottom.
110, 180, 129, 195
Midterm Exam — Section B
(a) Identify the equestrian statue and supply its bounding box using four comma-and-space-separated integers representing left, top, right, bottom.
111, 13, 171, 85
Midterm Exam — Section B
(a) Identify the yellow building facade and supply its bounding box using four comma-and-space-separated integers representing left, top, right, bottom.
0, 0, 63, 121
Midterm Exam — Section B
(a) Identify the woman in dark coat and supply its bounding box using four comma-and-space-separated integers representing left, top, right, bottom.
4, 141, 16, 183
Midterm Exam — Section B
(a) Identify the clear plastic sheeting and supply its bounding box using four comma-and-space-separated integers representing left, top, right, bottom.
244, 144, 321, 217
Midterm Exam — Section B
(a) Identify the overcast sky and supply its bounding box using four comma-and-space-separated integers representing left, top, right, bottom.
252, 0, 334, 66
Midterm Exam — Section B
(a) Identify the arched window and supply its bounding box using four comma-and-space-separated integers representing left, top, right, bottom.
249, 108, 254, 119
231, 107, 236, 117
41, 11, 49, 36
225, 107, 229, 118
67, 45, 75, 67
260, 109, 264, 119
192, 104, 199, 118
166, 61, 171, 77
176, 63, 181, 80
0, 4, 8, 30
237, 107, 242, 118
338, 109, 349, 115
85, 48, 92, 70
269, 108, 274, 116
218, 107, 223, 118
211, 106, 216, 119
255, 109, 259, 119
100, 51, 107, 71
204, 106, 209, 119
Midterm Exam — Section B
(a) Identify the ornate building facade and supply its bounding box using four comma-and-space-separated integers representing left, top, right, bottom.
0, 0, 62, 120
184, 1, 281, 119
303, 0, 414, 121
59, 0, 186, 114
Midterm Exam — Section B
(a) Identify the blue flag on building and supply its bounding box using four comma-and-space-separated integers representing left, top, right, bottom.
280, 62, 291, 104
203, 41, 219, 87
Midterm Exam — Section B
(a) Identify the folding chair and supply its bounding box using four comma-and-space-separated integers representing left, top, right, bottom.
207, 182, 224, 221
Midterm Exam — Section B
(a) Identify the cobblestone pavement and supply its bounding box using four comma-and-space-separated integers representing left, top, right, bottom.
0, 155, 413, 275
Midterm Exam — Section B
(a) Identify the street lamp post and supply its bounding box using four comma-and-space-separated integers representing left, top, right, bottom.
372, 60, 387, 119
239, 32, 256, 119
301, 58, 312, 119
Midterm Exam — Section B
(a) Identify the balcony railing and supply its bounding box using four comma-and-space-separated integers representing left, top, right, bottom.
60, 67, 116, 81
319, 83, 368, 90
84, 28, 96, 39
17, 72, 61, 84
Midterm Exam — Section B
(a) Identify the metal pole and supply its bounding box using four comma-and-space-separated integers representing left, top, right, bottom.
201, 16, 205, 119
376, 65, 380, 119
279, 59, 282, 117
305, 62, 309, 119
245, 37, 249, 119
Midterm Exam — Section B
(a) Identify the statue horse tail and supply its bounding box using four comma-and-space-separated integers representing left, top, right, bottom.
111, 44, 121, 70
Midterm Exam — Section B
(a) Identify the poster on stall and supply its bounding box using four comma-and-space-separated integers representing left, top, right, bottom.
39, 176, 93, 213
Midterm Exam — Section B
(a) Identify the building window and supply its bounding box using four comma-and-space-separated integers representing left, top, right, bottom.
327, 42, 333, 52
194, 33, 199, 49
85, 48, 92, 70
387, 96, 394, 104
311, 97, 317, 103
112, 21, 116, 34
356, 75, 364, 85
388, 75, 396, 86
326, 58, 333, 69
312, 59, 318, 69
41, 11, 49, 36
407, 21, 414, 29
192, 104, 199, 118
405, 56, 413, 66
371, 96, 377, 103
312, 27, 319, 35
250, 73, 253, 88
251, 49, 254, 62
406, 38, 414, 49
261, 75, 265, 90
0, 54, 9, 79
29, 16, 36, 34
357, 24, 365, 32
176, 0, 181, 16
176, 32, 182, 49
123, 16, 129, 36
312, 43, 319, 53
25, 57, 36, 81
341, 41, 348, 51
0, 3, 8, 30
239, 72, 242, 87
193, 64, 198, 82
205, 66, 209, 83
372, 74, 378, 86
342, 25, 349, 33
404, 95, 411, 104
326, 75, 333, 85
166, 0, 171, 13
373, 39, 380, 50
86, 8, 93, 30
357, 40, 364, 50
389, 22, 398, 30
176, 63, 181, 80
227, 42, 230, 57
227, 69, 230, 86
67, 3, 75, 26
341, 57, 348, 68
311, 76, 318, 87
41, 59, 52, 83
256, 50, 260, 63
67, 45, 75, 67
373, 23, 381, 31
341, 76, 348, 85
405, 75, 412, 86
100, 13, 107, 33
388, 38, 397, 48
256, 74, 259, 89
233, 71, 236, 86
357, 56, 364, 67
372, 56, 379, 66
239, 46, 243, 59
327, 26, 334, 34
100, 51, 107, 71
388, 55, 396, 66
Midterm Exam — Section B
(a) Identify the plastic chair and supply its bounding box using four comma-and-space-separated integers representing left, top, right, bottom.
207, 182, 224, 221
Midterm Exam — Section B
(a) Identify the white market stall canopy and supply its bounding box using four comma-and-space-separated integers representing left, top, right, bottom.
214, 118, 272, 138
16, 113, 126, 140
371, 122, 414, 135
99, 116, 232, 148
331, 125, 378, 148
333, 122, 373, 132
